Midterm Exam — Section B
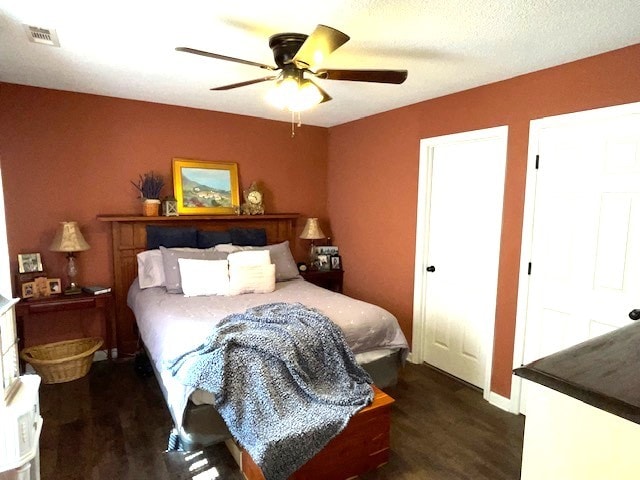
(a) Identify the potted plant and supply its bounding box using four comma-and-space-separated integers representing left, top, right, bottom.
131, 171, 165, 216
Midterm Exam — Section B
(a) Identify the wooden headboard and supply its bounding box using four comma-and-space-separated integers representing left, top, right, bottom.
97, 214, 299, 356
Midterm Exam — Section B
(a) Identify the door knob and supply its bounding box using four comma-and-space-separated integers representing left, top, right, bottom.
426, 266, 436, 272
629, 309, 640, 321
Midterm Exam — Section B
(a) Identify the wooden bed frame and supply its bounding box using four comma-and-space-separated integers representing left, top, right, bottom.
97, 213, 395, 479
97, 213, 298, 356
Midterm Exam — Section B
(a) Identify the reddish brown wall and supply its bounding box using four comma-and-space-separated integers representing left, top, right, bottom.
0, 84, 329, 277
0, 84, 328, 345
327, 44, 640, 397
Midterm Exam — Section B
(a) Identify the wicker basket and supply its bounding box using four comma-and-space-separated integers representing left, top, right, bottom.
20, 337, 103, 384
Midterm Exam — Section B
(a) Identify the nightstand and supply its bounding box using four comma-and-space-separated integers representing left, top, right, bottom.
15, 291, 115, 372
300, 269, 344, 293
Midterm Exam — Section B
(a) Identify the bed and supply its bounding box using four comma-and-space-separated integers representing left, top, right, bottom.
98, 214, 409, 477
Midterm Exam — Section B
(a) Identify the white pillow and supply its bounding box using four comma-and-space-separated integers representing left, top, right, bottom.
177, 258, 229, 297
227, 249, 271, 267
217, 242, 300, 282
228, 263, 276, 295
137, 250, 165, 288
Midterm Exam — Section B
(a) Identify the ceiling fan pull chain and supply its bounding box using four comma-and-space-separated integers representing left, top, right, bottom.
291, 111, 295, 138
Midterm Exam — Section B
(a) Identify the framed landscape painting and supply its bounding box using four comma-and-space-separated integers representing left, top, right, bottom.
172, 158, 240, 215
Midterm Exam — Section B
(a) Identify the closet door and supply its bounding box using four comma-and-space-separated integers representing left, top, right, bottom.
413, 127, 507, 390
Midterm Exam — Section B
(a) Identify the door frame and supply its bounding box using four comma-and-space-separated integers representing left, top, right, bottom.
412, 125, 508, 403
511, 101, 640, 415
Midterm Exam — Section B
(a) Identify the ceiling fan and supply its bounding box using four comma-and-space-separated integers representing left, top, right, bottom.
176, 24, 408, 112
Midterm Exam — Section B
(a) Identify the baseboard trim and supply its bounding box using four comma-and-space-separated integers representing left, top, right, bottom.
487, 391, 515, 413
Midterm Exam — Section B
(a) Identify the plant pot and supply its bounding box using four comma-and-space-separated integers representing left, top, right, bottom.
142, 199, 161, 217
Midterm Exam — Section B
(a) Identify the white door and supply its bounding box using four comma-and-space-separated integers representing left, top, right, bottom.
516, 104, 640, 412
413, 127, 507, 391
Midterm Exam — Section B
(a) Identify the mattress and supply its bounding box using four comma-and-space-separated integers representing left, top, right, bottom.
127, 277, 409, 447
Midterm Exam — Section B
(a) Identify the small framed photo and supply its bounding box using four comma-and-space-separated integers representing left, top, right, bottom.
330, 255, 342, 270
21, 281, 35, 299
316, 254, 330, 271
48, 278, 62, 294
17, 253, 43, 274
315, 246, 339, 257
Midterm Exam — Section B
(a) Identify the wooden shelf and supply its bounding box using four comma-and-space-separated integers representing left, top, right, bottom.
15, 292, 115, 370
97, 213, 299, 222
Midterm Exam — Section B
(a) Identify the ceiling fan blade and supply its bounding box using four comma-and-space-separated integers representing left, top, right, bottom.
309, 79, 332, 104
291, 25, 350, 69
315, 69, 408, 84
176, 47, 277, 71
210, 76, 277, 91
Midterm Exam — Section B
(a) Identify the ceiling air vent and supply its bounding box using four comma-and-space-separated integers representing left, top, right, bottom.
24, 25, 60, 47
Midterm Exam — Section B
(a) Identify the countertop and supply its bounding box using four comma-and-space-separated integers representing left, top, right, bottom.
514, 320, 640, 425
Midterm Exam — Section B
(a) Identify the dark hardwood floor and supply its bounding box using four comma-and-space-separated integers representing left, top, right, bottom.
39, 360, 524, 479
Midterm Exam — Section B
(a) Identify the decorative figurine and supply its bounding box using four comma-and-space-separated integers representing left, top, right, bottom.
162, 196, 179, 216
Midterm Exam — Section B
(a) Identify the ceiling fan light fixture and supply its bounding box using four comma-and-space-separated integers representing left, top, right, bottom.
265, 77, 322, 112
294, 79, 323, 111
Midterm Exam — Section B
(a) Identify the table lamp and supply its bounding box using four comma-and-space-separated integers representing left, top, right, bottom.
299, 218, 325, 268
49, 221, 90, 295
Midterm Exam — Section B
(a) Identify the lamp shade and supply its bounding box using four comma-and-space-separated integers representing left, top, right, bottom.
49, 221, 90, 252
300, 218, 326, 240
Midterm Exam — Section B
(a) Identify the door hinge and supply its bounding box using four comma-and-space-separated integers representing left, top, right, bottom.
527, 262, 532, 275
535, 155, 539, 170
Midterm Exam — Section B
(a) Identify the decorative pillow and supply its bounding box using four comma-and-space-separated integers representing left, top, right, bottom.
229, 228, 268, 247
219, 241, 300, 282
160, 246, 228, 293
227, 249, 271, 267
178, 258, 229, 297
228, 263, 276, 295
146, 226, 198, 250
253, 241, 300, 282
137, 249, 165, 288
197, 230, 232, 248
213, 243, 241, 253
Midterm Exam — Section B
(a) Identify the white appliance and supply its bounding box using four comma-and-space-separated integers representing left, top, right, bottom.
0, 296, 42, 480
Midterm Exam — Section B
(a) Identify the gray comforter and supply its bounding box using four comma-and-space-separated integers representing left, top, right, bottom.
166, 302, 373, 480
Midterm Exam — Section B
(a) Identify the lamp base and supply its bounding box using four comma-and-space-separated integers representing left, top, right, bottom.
308, 241, 318, 270
65, 254, 81, 295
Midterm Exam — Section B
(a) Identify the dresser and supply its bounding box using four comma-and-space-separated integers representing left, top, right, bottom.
515, 320, 640, 480
0, 295, 42, 480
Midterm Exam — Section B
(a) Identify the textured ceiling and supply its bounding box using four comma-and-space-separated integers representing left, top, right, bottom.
1, 0, 639, 127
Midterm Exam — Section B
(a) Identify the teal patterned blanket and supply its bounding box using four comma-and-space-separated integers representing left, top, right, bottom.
166, 302, 373, 480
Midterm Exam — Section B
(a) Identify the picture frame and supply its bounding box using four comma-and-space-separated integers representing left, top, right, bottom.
315, 246, 339, 257
172, 158, 240, 215
48, 278, 62, 294
33, 277, 49, 298
15, 272, 47, 299
331, 255, 342, 270
21, 281, 35, 299
316, 254, 330, 271
17, 253, 43, 274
